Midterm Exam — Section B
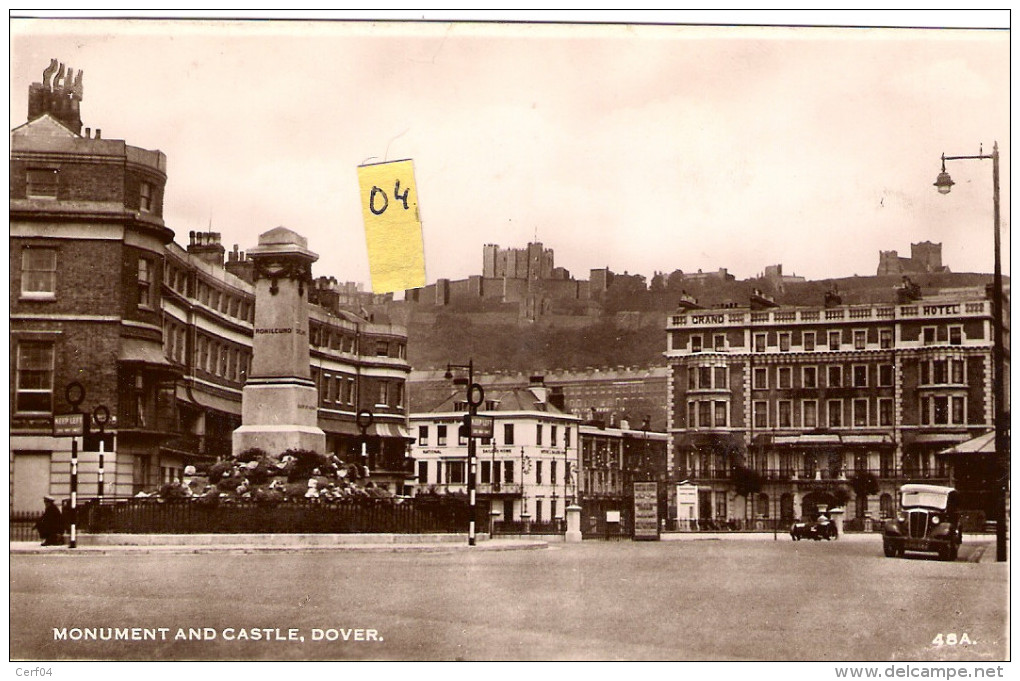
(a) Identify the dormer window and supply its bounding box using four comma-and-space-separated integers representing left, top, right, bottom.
27, 168, 58, 198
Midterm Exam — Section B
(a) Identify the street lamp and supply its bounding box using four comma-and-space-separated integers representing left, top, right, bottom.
446, 360, 482, 546
933, 142, 1007, 562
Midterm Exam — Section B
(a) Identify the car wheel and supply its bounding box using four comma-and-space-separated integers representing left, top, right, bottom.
938, 545, 952, 561
883, 543, 895, 557
949, 542, 959, 562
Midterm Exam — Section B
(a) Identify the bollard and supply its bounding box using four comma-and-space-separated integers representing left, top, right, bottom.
565, 504, 582, 543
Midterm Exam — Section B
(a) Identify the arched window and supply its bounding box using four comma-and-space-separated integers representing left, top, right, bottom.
757, 492, 770, 518
780, 493, 795, 521
880, 493, 894, 519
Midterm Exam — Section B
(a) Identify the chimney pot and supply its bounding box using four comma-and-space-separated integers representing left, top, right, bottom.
84, 127, 90, 138
95, 128, 101, 139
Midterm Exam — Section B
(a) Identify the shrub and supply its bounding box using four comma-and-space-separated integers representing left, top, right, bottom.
283, 448, 327, 482
207, 461, 233, 481
158, 481, 191, 499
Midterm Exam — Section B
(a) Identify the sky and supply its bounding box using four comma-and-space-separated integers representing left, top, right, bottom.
9, 13, 1010, 292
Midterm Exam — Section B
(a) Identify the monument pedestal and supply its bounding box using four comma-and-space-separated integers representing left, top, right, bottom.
232, 227, 326, 457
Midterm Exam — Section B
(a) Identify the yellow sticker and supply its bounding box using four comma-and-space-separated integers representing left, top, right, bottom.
357, 159, 426, 294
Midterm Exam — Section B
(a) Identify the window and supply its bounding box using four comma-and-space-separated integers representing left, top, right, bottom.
504, 461, 514, 483
535, 499, 544, 523
714, 334, 726, 351
699, 401, 711, 427
417, 461, 428, 484
828, 331, 841, 351
688, 402, 697, 427
347, 378, 356, 404
376, 341, 389, 357
504, 424, 515, 445
879, 365, 894, 387
853, 399, 868, 427
15, 341, 54, 413
920, 361, 930, 385
139, 182, 154, 212
691, 335, 702, 353
137, 257, 154, 309
377, 381, 389, 406
779, 333, 791, 352
536, 424, 543, 446
951, 359, 964, 384
321, 372, 332, 402
923, 327, 936, 345
778, 400, 792, 428
802, 366, 817, 389
879, 398, 893, 426
853, 329, 867, 350
754, 333, 766, 353
827, 365, 842, 388
550, 426, 557, 446
920, 397, 931, 425
949, 326, 962, 346
699, 367, 712, 389
458, 424, 468, 446
437, 425, 447, 446
714, 367, 727, 389
828, 400, 842, 428
536, 461, 543, 484
753, 367, 768, 389
714, 401, 727, 427
803, 400, 817, 428
933, 396, 949, 425
26, 168, 58, 198
20, 247, 57, 297
446, 461, 465, 484
480, 461, 491, 484
880, 328, 893, 349
688, 368, 697, 390
952, 396, 965, 424
753, 401, 768, 428
803, 331, 816, 352
932, 360, 947, 384
853, 365, 868, 388
778, 367, 792, 389
418, 426, 429, 446
564, 427, 571, 448
551, 460, 558, 485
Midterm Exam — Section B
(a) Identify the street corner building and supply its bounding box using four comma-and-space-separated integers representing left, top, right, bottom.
9, 63, 414, 512
665, 285, 1009, 530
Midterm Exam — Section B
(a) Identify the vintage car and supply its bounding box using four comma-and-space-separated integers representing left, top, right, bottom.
882, 484, 962, 561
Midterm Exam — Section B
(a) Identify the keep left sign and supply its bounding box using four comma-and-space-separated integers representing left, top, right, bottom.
357, 159, 426, 293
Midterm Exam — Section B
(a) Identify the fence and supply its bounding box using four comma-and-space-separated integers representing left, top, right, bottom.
11, 511, 42, 542
70, 496, 477, 535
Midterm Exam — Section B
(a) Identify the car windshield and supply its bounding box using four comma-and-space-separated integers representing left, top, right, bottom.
901, 491, 948, 510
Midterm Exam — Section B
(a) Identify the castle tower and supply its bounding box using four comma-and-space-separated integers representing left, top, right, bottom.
232, 227, 326, 455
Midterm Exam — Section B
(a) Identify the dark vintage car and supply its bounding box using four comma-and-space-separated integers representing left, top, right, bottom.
883, 484, 962, 561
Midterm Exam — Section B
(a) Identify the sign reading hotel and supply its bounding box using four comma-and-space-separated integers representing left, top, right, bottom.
357, 159, 426, 294
632, 481, 660, 541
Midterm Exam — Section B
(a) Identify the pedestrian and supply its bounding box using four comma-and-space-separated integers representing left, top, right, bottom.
35, 495, 65, 546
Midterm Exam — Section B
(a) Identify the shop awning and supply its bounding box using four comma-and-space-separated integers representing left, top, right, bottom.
840, 434, 893, 445
372, 422, 411, 439
937, 430, 996, 456
773, 434, 841, 446
176, 384, 241, 415
120, 338, 180, 374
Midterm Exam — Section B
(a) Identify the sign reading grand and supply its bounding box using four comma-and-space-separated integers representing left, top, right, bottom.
53, 412, 86, 437
357, 159, 426, 294
632, 481, 660, 541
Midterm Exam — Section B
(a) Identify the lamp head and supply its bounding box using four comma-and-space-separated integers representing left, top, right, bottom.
934, 154, 954, 194
934, 170, 954, 195
444, 370, 453, 380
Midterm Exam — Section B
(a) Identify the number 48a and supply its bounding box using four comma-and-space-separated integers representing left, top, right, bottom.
369, 180, 411, 216
932, 633, 973, 646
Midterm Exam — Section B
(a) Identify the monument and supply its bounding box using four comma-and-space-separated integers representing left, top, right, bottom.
232, 227, 326, 456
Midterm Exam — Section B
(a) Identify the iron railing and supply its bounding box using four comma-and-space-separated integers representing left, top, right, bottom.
10, 511, 43, 542
72, 496, 477, 534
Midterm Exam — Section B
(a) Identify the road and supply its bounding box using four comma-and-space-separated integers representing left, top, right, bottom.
11, 535, 1007, 661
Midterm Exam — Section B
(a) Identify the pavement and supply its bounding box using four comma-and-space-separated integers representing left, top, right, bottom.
10, 531, 1003, 561
9, 537, 549, 555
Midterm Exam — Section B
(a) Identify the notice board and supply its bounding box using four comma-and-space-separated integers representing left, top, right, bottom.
632, 481, 660, 540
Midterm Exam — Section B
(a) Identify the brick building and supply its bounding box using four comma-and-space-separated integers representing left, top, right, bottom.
10, 63, 412, 511
665, 285, 1007, 526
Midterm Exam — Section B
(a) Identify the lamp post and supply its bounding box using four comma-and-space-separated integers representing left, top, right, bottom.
446, 360, 481, 546
933, 142, 1007, 562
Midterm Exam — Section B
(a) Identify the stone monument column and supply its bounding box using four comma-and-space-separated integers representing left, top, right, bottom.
233, 227, 326, 456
